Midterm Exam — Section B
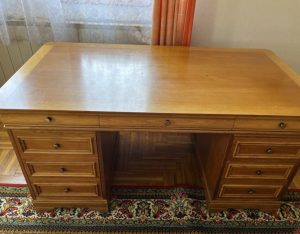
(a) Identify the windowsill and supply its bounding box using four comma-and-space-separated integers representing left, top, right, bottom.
5, 20, 152, 29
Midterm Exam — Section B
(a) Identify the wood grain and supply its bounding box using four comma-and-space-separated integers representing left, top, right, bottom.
113, 132, 201, 187
0, 43, 300, 116
1, 43, 300, 212
2, 131, 300, 190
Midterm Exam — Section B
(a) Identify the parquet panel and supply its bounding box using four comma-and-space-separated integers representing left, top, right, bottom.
0, 128, 12, 149
1, 129, 300, 189
113, 132, 201, 187
0, 149, 25, 184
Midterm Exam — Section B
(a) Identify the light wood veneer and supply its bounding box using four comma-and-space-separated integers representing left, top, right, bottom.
0, 43, 300, 212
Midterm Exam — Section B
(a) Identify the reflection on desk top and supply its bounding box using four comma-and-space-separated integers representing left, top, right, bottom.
0, 42, 299, 117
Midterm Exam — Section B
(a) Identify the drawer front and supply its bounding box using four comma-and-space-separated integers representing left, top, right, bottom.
234, 118, 300, 131
219, 184, 282, 199
12, 130, 96, 155
34, 183, 99, 197
231, 136, 300, 159
1, 113, 99, 127
18, 136, 94, 154
27, 162, 97, 177
224, 163, 294, 180
100, 115, 234, 130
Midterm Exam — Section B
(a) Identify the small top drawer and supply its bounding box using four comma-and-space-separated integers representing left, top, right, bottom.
99, 114, 234, 130
1, 113, 99, 127
231, 136, 300, 160
234, 118, 300, 131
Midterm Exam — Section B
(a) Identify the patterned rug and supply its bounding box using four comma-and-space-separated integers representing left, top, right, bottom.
1, 185, 300, 233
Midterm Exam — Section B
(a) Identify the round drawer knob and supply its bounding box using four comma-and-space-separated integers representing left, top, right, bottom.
60, 167, 66, 172
44, 116, 53, 123
266, 148, 273, 154
53, 143, 61, 149
164, 119, 171, 126
248, 189, 255, 194
278, 122, 287, 129
256, 170, 263, 175
64, 188, 70, 193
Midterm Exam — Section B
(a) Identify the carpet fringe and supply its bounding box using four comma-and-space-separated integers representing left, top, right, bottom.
0, 230, 299, 234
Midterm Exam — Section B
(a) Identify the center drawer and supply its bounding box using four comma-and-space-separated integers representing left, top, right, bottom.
99, 114, 234, 130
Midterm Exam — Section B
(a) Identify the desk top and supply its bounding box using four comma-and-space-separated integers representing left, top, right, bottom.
0, 42, 299, 117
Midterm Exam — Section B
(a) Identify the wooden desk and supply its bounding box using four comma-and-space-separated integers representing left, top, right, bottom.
0, 43, 300, 212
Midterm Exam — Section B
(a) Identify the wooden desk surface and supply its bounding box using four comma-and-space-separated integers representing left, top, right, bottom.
0, 42, 299, 117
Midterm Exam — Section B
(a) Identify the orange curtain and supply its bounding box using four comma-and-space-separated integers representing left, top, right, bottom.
152, 0, 196, 46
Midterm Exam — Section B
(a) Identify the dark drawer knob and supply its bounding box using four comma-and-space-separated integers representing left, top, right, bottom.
164, 119, 171, 126
44, 116, 53, 123
278, 122, 287, 129
64, 187, 70, 193
266, 148, 273, 154
53, 143, 61, 149
256, 170, 263, 175
60, 167, 66, 172
248, 189, 255, 194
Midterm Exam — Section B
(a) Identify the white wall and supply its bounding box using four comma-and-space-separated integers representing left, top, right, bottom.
191, 0, 300, 75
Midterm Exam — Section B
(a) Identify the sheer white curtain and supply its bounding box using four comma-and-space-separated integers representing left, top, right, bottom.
0, 0, 153, 45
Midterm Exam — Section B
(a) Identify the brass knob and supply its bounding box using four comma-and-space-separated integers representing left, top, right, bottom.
164, 119, 171, 126
64, 187, 70, 193
266, 148, 273, 154
256, 170, 263, 175
44, 116, 53, 123
248, 189, 255, 194
53, 143, 60, 149
60, 167, 66, 172
278, 122, 287, 129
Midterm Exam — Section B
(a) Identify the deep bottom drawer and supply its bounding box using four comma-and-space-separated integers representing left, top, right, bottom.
34, 183, 99, 197
219, 184, 283, 199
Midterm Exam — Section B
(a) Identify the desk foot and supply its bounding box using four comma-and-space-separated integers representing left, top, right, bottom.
206, 200, 281, 214
32, 199, 109, 213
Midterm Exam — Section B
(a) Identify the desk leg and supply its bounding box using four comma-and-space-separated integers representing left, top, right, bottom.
195, 133, 232, 211
97, 131, 119, 202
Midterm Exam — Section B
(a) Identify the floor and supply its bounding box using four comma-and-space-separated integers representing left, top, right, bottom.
1, 128, 300, 189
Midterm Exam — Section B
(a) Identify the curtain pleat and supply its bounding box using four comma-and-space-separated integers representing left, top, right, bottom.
152, 0, 196, 46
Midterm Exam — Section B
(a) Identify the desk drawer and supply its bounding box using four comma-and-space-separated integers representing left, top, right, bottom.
231, 136, 300, 159
219, 184, 282, 199
34, 183, 99, 197
19, 137, 94, 154
100, 115, 234, 130
13, 130, 96, 155
27, 162, 97, 177
1, 113, 99, 127
224, 163, 294, 180
234, 118, 300, 131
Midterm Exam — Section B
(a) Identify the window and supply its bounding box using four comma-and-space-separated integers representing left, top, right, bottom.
0, 0, 153, 45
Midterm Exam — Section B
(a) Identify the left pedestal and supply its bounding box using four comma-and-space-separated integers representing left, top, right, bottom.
8, 129, 118, 212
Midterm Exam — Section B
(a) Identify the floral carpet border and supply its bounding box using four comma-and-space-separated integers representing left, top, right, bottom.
1, 186, 300, 233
